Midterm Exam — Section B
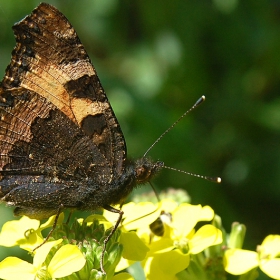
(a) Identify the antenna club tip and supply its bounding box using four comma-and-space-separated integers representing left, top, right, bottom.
195, 96, 206, 106
206, 176, 222, 183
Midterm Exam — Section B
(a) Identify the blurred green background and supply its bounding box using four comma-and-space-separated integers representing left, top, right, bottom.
0, 1, 280, 279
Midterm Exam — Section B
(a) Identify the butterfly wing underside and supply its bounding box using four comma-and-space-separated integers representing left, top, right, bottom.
0, 3, 127, 217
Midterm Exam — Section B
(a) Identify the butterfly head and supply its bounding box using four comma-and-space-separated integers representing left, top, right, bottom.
134, 158, 164, 184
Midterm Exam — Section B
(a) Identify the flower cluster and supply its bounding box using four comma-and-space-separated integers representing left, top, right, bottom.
0, 214, 86, 280
0, 213, 124, 280
0, 197, 279, 279
104, 200, 223, 279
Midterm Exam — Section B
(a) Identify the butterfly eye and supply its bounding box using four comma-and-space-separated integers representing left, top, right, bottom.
135, 165, 152, 182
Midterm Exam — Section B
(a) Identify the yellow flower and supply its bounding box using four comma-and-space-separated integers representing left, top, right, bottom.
0, 214, 64, 251
224, 234, 280, 279
104, 200, 223, 278
0, 240, 86, 280
0, 214, 127, 278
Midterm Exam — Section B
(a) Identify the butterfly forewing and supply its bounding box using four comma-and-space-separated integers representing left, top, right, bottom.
0, 3, 128, 218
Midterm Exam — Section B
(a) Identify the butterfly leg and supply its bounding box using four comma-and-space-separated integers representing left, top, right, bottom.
32, 204, 64, 251
101, 205, 124, 274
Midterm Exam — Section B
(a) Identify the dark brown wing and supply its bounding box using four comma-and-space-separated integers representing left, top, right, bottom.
0, 3, 127, 215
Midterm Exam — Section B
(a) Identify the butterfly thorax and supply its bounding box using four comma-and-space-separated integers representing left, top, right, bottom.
83, 158, 164, 209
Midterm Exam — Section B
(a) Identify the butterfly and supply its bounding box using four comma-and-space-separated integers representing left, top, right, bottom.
0, 3, 220, 274
0, 2, 164, 273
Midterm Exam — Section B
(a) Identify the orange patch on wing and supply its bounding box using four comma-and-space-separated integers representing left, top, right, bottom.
19, 56, 95, 124
70, 98, 109, 125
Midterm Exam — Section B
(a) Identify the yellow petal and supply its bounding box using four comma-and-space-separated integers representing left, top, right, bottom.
40, 213, 64, 230
112, 272, 134, 280
144, 257, 177, 280
0, 257, 36, 280
0, 216, 40, 247
19, 231, 44, 252
148, 238, 174, 255
200, 206, 214, 220
120, 231, 149, 260
260, 235, 280, 258
260, 258, 280, 279
172, 204, 203, 237
137, 225, 153, 244
144, 249, 190, 279
122, 202, 161, 231
103, 205, 121, 222
48, 244, 86, 278
115, 257, 135, 272
84, 214, 112, 230
33, 239, 63, 267
159, 250, 190, 275
189, 225, 222, 254
159, 199, 178, 213
224, 248, 258, 275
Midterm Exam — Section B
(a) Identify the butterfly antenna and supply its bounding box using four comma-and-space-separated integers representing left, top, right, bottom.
163, 165, 221, 183
143, 95, 206, 157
